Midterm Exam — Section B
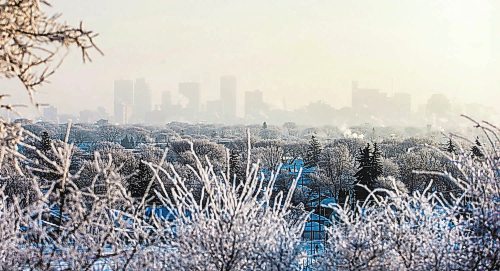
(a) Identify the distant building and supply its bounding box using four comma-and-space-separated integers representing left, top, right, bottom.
114, 79, 134, 124
351, 81, 412, 125
245, 89, 267, 121
42, 106, 58, 123
161, 91, 172, 111
179, 82, 200, 121
133, 78, 152, 122
220, 75, 237, 121
351, 81, 388, 115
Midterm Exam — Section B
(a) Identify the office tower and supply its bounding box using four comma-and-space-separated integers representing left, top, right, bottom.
351, 81, 388, 112
114, 79, 134, 124
245, 89, 266, 120
133, 78, 152, 122
220, 75, 237, 121
43, 106, 58, 123
179, 82, 200, 121
161, 91, 172, 111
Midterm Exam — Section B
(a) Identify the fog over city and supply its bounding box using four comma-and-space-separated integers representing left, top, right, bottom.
1, 1, 499, 269
2, 0, 499, 125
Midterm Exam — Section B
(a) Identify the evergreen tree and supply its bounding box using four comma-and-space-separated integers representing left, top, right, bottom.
121, 135, 130, 148
304, 135, 321, 168
354, 144, 372, 185
354, 144, 373, 201
229, 150, 244, 188
370, 143, 383, 179
444, 138, 456, 154
471, 137, 484, 158
129, 160, 154, 199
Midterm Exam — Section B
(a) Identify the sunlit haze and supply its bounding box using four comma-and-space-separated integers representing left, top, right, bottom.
3, 0, 499, 124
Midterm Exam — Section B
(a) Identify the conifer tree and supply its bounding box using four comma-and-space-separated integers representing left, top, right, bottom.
445, 138, 456, 154
121, 135, 130, 148
229, 150, 244, 188
354, 144, 372, 184
304, 135, 321, 168
353, 143, 384, 202
129, 160, 154, 200
471, 137, 484, 158
370, 143, 383, 179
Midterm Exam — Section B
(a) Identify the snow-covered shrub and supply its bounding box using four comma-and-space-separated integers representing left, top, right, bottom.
374, 176, 408, 194
0, 123, 308, 270
151, 143, 307, 270
318, 118, 499, 270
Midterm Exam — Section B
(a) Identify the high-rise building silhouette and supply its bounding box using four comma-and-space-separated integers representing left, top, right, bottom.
220, 75, 237, 121
351, 81, 387, 113
114, 79, 134, 124
245, 89, 267, 121
133, 78, 152, 122
351, 81, 413, 125
161, 91, 172, 111
179, 82, 200, 121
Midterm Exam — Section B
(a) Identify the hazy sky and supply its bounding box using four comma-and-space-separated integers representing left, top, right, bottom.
4, 0, 499, 116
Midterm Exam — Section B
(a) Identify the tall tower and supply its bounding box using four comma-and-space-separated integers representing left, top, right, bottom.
220, 75, 237, 122
133, 78, 152, 123
114, 79, 134, 124
161, 91, 172, 111
244, 89, 265, 121
179, 82, 200, 121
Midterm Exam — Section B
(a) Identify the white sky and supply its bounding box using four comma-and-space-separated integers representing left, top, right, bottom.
3, 0, 499, 116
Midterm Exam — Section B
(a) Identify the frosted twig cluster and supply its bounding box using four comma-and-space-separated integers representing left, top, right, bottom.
317, 118, 499, 270
0, 124, 308, 270
0, 0, 102, 104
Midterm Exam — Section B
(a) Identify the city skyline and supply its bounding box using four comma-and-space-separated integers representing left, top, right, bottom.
27, 74, 498, 126
33, 75, 497, 127
2, 0, 498, 118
